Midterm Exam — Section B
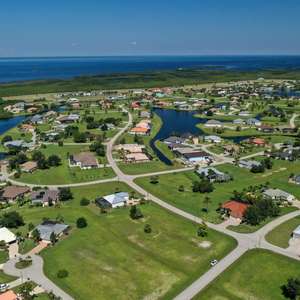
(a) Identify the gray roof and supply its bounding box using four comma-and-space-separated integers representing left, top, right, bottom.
102, 192, 129, 205
263, 188, 293, 199
36, 222, 69, 241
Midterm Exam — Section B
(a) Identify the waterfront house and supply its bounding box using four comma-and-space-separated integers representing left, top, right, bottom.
204, 135, 222, 143
204, 119, 223, 128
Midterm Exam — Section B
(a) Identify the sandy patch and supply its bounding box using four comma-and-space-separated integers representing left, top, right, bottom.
198, 241, 212, 248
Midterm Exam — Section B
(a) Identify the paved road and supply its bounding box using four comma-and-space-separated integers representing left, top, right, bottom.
106, 110, 300, 300
3, 255, 74, 300
290, 113, 299, 129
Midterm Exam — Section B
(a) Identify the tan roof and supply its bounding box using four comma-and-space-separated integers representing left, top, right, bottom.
72, 152, 98, 167
2, 185, 30, 199
115, 144, 145, 153
20, 161, 38, 171
125, 153, 149, 161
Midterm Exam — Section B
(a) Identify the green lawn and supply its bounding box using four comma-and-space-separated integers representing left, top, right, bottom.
135, 160, 300, 223
16, 144, 115, 184
7, 182, 236, 300
18, 239, 37, 254
265, 215, 300, 248
195, 249, 300, 300
0, 250, 9, 264
0, 270, 17, 284
228, 206, 299, 233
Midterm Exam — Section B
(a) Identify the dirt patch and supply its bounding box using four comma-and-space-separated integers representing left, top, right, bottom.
198, 241, 212, 248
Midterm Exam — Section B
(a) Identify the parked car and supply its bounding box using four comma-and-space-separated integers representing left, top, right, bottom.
0, 283, 9, 291
210, 259, 218, 267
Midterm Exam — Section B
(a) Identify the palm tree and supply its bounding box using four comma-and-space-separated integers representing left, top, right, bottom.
203, 196, 211, 212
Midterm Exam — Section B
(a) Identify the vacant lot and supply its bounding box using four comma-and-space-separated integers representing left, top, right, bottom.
196, 249, 300, 300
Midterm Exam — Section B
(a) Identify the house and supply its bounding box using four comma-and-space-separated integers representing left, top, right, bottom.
4, 140, 33, 150
233, 119, 245, 125
29, 114, 43, 124
0, 227, 16, 244
238, 160, 262, 169
197, 167, 231, 182
222, 201, 249, 219
292, 174, 300, 185
70, 152, 99, 169
96, 192, 129, 208
129, 127, 149, 135
20, 161, 38, 173
263, 188, 295, 203
35, 220, 69, 243
258, 124, 275, 133
182, 151, 212, 164
246, 118, 261, 126
20, 124, 35, 133
239, 111, 251, 117
0, 290, 18, 300
1, 186, 30, 202
31, 189, 59, 206
164, 136, 186, 145
204, 135, 222, 143
125, 153, 149, 163
115, 144, 145, 153
293, 225, 300, 239
204, 119, 223, 128
56, 114, 80, 124
250, 138, 266, 147
140, 111, 151, 118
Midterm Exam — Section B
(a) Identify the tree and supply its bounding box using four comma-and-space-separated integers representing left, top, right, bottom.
76, 217, 88, 228
57, 269, 69, 278
47, 154, 61, 166
130, 205, 143, 220
1, 135, 12, 145
144, 224, 152, 233
80, 198, 90, 206
50, 232, 57, 245
197, 222, 208, 237
0, 211, 24, 228
73, 132, 87, 143
59, 188, 73, 201
19, 281, 35, 300
178, 185, 185, 192
244, 206, 262, 225
203, 196, 211, 212
28, 222, 34, 232
32, 150, 44, 162
31, 228, 41, 242
281, 277, 300, 299
150, 175, 159, 184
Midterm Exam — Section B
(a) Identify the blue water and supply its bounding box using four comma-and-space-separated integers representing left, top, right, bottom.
0, 115, 25, 135
1, 55, 300, 83
150, 109, 256, 165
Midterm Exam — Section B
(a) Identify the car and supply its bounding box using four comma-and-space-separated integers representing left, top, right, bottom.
210, 259, 218, 267
0, 283, 9, 291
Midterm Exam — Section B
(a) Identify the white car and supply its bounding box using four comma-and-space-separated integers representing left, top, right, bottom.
210, 259, 218, 267
0, 283, 9, 291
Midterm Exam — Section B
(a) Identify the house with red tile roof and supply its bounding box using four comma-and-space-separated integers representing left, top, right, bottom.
222, 200, 249, 219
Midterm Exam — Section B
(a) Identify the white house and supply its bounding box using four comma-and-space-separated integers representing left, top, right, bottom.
293, 225, 300, 239
0, 227, 16, 244
204, 120, 223, 128
96, 192, 129, 208
263, 188, 295, 203
204, 135, 222, 143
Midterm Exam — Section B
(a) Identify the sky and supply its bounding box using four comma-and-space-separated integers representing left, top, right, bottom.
0, 0, 300, 57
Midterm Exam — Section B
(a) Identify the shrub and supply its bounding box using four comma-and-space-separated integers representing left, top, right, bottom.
80, 198, 90, 206
57, 269, 69, 278
76, 217, 87, 228
144, 224, 152, 233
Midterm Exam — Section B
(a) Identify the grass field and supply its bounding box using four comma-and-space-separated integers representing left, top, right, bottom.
4, 182, 236, 300
0, 270, 17, 284
135, 160, 300, 223
195, 249, 300, 300
0, 250, 8, 264
265, 215, 300, 248
16, 144, 115, 184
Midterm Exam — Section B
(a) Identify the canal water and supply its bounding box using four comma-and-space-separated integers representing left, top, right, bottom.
150, 108, 250, 165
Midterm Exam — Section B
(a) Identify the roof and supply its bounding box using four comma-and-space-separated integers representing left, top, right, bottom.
20, 161, 38, 171
164, 136, 185, 144
125, 153, 149, 161
183, 151, 211, 159
0, 227, 16, 243
31, 189, 59, 203
36, 221, 69, 241
197, 167, 225, 177
72, 152, 98, 167
102, 192, 129, 205
252, 138, 266, 145
205, 119, 222, 125
2, 186, 30, 199
263, 188, 293, 199
115, 144, 145, 153
293, 225, 300, 235
222, 201, 249, 219
0, 290, 18, 300
130, 127, 149, 133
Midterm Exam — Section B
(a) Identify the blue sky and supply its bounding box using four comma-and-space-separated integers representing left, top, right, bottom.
1, 0, 300, 57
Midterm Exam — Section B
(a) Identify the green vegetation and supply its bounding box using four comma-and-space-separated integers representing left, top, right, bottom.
15, 258, 33, 269
265, 215, 300, 248
18, 239, 37, 255
135, 160, 300, 223
0, 250, 9, 264
195, 249, 300, 300
2, 69, 300, 97
0, 270, 17, 283
16, 144, 115, 184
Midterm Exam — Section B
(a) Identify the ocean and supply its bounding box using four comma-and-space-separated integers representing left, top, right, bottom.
0, 55, 300, 83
